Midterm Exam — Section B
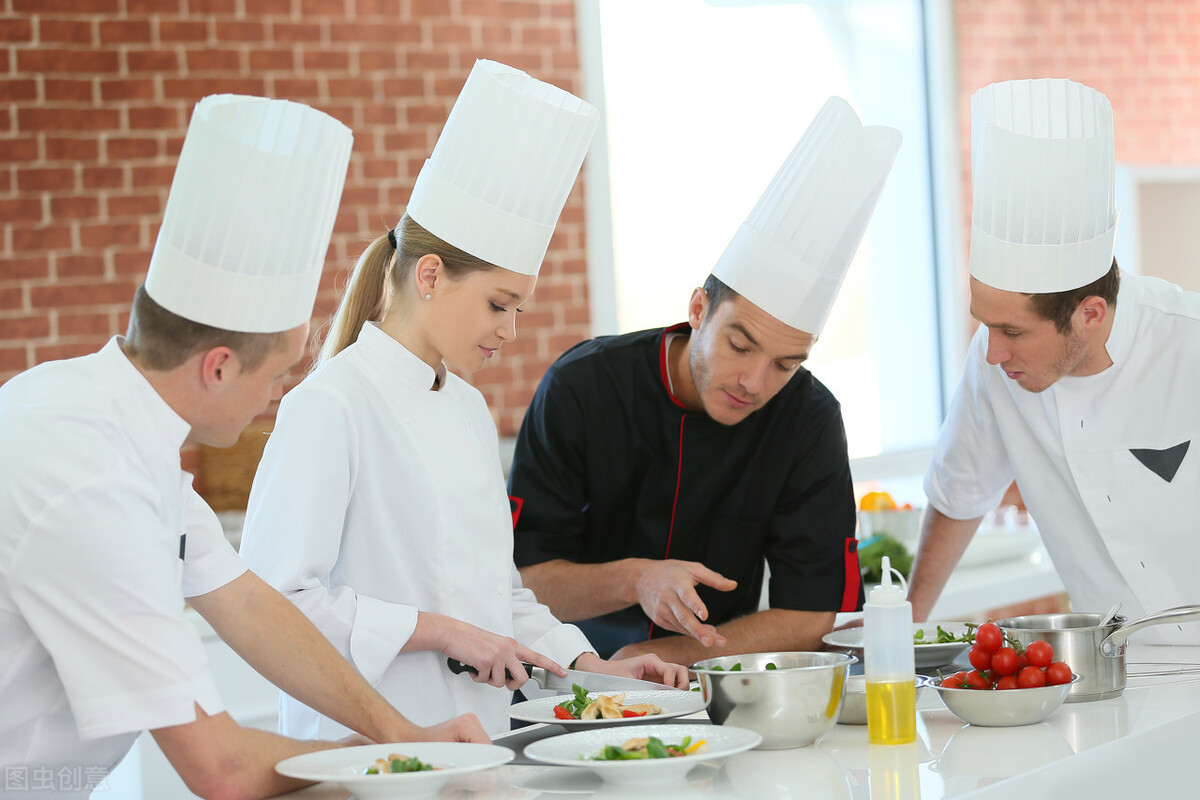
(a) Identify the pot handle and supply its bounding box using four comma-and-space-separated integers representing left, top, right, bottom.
1099, 605, 1200, 657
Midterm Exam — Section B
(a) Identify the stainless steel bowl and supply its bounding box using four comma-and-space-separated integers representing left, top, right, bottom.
838, 674, 925, 725
691, 652, 856, 749
929, 676, 1078, 727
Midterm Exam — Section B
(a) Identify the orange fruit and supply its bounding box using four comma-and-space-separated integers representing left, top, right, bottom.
859, 491, 897, 512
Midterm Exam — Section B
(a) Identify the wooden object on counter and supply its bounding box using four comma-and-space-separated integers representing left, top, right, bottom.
981, 592, 1071, 623
194, 423, 272, 511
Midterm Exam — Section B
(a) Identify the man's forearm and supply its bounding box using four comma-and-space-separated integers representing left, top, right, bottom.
907, 508, 984, 621
612, 608, 835, 666
153, 704, 341, 800
519, 558, 640, 621
190, 571, 419, 743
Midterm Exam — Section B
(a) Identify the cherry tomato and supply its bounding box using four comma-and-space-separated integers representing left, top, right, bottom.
1017, 665, 1047, 688
1017, 652, 1029, 670
621, 709, 648, 718
1026, 640, 1054, 668
553, 704, 576, 720
940, 670, 968, 689
990, 647, 1019, 676
996, 675, 1020, 690
968, 644, 993, 671
975, 622, 1004, 652
1045, 661, 1073, 686
965, 669, 992, 690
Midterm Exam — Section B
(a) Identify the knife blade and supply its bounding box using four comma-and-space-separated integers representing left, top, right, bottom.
445, 657, 672, 694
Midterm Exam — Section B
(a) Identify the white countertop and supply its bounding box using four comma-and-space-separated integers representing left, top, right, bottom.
116, 528, 1070, 799
275, 643, 1200, 799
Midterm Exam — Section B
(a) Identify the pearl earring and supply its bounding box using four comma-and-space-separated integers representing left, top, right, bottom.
424, 293, 432, 300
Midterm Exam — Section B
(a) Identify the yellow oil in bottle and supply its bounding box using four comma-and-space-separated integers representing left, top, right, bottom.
866, 679, 916, 745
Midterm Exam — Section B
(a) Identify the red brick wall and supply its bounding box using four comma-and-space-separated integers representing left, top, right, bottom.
0, 0, 589, 440
954, 0, 1200, 271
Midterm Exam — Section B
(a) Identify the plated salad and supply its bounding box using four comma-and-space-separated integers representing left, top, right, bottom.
363, 754, 437, 774
587, 735, 705, 761
554, 683, 663, 721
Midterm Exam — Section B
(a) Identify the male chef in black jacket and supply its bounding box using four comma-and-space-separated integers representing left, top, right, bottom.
510, 98, 903, 664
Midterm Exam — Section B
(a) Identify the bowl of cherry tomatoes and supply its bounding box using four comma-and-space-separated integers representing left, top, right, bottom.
928, 622, 1080, 727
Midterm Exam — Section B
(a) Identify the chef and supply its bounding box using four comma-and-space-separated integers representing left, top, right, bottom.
908, 79, 1200, 643
510, 98, 902, 664
240, 61, 687, 740
0, 95, 484, 800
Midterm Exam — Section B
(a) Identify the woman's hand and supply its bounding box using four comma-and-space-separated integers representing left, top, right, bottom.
574, 651, 691, 690
415, 612, 566, 691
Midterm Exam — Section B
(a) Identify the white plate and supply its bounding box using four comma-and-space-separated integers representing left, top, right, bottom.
822, 621, 972, 668
275, 742, 513, 799
524, 723, 761, 786
509, 688, 709, 730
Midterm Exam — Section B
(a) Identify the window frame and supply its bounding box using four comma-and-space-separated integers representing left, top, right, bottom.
574, 0, 968, 482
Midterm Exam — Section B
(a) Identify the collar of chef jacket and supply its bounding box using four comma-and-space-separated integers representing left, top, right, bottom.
100, 337, 192, 456
1100, 272, 1136, 368
354, 322, 448, 393
1054, 271, 1135, 385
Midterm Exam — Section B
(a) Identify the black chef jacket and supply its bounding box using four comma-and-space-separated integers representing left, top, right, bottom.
509, 324, 863, 657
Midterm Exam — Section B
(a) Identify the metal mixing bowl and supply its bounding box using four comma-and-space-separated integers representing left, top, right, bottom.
691, 652, 856, 749
838, 674, 926, 725
929, 675, 1078, 727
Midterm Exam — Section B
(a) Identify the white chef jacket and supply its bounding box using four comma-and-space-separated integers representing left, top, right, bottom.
927, 273, 1200, 643
240, 322, 593, 736
0, 338, 247, 796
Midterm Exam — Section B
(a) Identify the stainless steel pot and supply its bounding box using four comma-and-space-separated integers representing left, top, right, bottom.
996, 606, 1200, 702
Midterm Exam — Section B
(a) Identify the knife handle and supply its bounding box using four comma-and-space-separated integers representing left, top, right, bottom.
445, 657, 533, 681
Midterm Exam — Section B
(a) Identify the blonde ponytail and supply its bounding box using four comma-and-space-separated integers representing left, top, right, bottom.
317, 215, 498, 366
318, 234, 395, 364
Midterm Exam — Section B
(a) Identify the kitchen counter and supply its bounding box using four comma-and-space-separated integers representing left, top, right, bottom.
109, 539, 1068, 798
274, 643, 1200, 799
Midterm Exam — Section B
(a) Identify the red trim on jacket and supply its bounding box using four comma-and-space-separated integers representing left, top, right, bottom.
508, 495, 524, 529
648, 323, 696, 638
841, 538, 861, 612
648, 412, 688, 640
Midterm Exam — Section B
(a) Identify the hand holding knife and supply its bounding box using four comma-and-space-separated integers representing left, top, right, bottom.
446, 657, 671, 694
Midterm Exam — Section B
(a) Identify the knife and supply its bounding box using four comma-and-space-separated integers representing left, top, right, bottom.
445, 657, 671, 694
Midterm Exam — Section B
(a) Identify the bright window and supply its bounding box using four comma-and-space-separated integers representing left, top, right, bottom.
580, 0, 945, 461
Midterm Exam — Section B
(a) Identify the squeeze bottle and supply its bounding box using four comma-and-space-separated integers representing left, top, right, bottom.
864, 555, 916, 745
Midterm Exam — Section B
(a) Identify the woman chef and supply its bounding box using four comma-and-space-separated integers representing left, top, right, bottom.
240, 60, 688, 737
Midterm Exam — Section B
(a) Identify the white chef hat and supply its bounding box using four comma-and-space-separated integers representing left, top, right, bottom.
970, 79, 1117, 293
711, 97, 901, 335
145, 94, 353, 333
405, 59, 600, 277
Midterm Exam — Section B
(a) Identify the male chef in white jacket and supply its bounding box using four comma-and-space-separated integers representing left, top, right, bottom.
0, 95, 485, 800
908, 78, 1200, 642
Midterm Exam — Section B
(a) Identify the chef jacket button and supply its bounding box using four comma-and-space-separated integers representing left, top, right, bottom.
497, 583, 505, 595
402, 415, 410, 422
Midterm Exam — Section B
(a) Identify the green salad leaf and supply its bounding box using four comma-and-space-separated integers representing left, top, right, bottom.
858, 533, 913, 583
555, 683, 592, 718
913, 623, 976, 645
